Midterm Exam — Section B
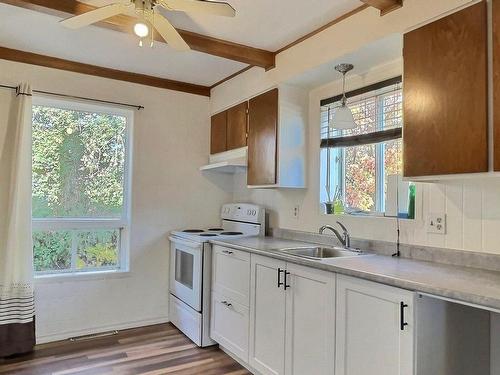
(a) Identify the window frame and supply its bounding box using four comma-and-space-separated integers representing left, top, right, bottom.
31, 95, 133, 276
320, 77, 402, 215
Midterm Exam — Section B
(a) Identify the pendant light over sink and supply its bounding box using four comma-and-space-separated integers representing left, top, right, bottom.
329, 63, 357, 130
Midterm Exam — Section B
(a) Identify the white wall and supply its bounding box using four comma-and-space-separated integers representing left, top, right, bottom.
0, 59, 233, 343
232, 60, 500, 255
223, 0, 500, 256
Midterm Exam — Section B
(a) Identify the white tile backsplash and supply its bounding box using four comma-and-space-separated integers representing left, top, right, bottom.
234, 174, 500, 255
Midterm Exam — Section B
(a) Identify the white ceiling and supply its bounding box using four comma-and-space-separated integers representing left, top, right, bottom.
0, 0, 365, 86
287, 34, 403, 89
85, 0, 364, 50
0, 3, 247, 86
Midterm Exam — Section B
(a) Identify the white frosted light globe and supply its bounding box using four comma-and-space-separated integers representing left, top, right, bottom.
329, 105, 357, 130
134, 23, 149, 38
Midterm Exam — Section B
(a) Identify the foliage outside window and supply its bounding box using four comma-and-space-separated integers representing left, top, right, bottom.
32, 98, 131, 275
320, 80, 403, 214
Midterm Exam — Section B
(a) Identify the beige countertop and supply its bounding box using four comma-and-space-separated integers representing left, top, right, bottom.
210, 236, 500, 312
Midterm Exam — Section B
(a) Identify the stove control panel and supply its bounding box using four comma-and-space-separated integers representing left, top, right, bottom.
221, 203, 264, 225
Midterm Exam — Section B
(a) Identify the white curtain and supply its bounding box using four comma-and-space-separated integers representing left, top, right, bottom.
0, 83, 35, 356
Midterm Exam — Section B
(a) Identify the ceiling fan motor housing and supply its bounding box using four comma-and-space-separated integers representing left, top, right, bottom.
134, 0, 156, 12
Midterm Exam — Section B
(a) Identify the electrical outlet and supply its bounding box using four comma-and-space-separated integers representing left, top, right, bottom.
293, 205, 300, 219
427, 213, 446, 234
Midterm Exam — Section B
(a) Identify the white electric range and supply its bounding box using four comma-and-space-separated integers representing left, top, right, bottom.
168, 203, 265, 347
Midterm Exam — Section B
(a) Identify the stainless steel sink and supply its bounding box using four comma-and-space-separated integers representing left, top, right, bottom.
279, 246, 364, 259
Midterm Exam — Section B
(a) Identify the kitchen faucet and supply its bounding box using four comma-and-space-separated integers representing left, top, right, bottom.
319, 222, 351, 248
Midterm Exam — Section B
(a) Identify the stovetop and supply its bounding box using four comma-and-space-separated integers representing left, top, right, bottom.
170, 203, 265, 243
171, 227, 254, 243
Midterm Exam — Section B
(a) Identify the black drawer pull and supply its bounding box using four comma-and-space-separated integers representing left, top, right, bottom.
400, 302, 408, 331
284, 271, 291, 290
277, 268, 285, 288
221, 300, 233, 308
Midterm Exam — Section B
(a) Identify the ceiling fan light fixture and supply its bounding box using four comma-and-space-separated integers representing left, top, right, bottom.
134, 22, 150, 38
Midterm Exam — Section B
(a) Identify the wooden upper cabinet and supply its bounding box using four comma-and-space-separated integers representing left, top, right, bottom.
248, 89, 278, 186
403, 2, 488, 177
494, 0, 500, 171
210, 111, 227, 154
227, 102, 248, 150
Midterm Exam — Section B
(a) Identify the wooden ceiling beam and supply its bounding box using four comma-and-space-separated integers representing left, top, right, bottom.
360, 0, 403, 15
0, 46, 211, 96
0, 0, 275, 69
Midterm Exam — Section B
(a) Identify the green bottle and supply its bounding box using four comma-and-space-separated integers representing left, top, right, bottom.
407, 183, 416, 219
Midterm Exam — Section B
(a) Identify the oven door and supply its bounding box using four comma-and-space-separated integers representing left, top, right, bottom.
169, 237, 203, 312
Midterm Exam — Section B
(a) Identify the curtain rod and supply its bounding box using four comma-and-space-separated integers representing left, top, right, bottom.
0, 84, 144, 110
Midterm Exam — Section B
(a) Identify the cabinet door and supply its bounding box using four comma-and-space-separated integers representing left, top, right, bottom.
227, 102, 248, 150
211, 291, 249, 362
211, 111, 227, 154
249, 254, 286, 375
335, 275, 414, 375
403, 2, 487, 176
285, 263, 335, 375
248, 89, 278, 186
212, 245, 250, 307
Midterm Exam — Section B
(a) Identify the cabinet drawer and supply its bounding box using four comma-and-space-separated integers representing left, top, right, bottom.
211, 292, 249, 362
212, 245, 250, 307
169, 294, 202, 346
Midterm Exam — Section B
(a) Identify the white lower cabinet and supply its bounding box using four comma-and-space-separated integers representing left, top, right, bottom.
248, 255, 336, 375
335, 275, 414, 375
211, 291, 249, 362
249, 255, 287, 375
212, 245, 250, 306
210, 248, 415, 375
284, 263, 336, 375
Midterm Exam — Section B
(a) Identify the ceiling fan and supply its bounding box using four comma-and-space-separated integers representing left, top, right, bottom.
60, 0, 236, 51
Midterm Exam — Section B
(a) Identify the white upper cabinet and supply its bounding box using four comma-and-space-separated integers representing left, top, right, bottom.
335, 275, 414, 375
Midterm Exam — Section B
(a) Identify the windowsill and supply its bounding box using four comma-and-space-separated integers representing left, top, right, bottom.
319, 212, 416, 222
34, 268, 131, 284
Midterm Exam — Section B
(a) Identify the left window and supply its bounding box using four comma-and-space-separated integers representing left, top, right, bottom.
32, 97, 132, 275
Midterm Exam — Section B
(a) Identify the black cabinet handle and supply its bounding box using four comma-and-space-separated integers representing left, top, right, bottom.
277, 268, 285, 288
284, 271, 291, 290
400, 302, 408, 331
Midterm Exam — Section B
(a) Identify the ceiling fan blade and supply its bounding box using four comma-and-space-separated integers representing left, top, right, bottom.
146, 13, 190, 51
160, 0, 236, 17
60, 3, 130, 29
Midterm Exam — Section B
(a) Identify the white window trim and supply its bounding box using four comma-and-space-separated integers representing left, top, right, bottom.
32, 95, 133, 277
320, 89, 402, 216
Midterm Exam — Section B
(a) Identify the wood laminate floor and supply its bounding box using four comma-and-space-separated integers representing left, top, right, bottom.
0, 323, 251, 375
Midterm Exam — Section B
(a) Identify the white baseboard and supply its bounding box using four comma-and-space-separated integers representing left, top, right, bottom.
36, 315, 170, 344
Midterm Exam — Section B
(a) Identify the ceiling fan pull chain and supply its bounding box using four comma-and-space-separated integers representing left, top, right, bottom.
150, 10, 155, 47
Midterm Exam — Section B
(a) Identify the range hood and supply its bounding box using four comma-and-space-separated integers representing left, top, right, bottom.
199, 147, 247, 173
